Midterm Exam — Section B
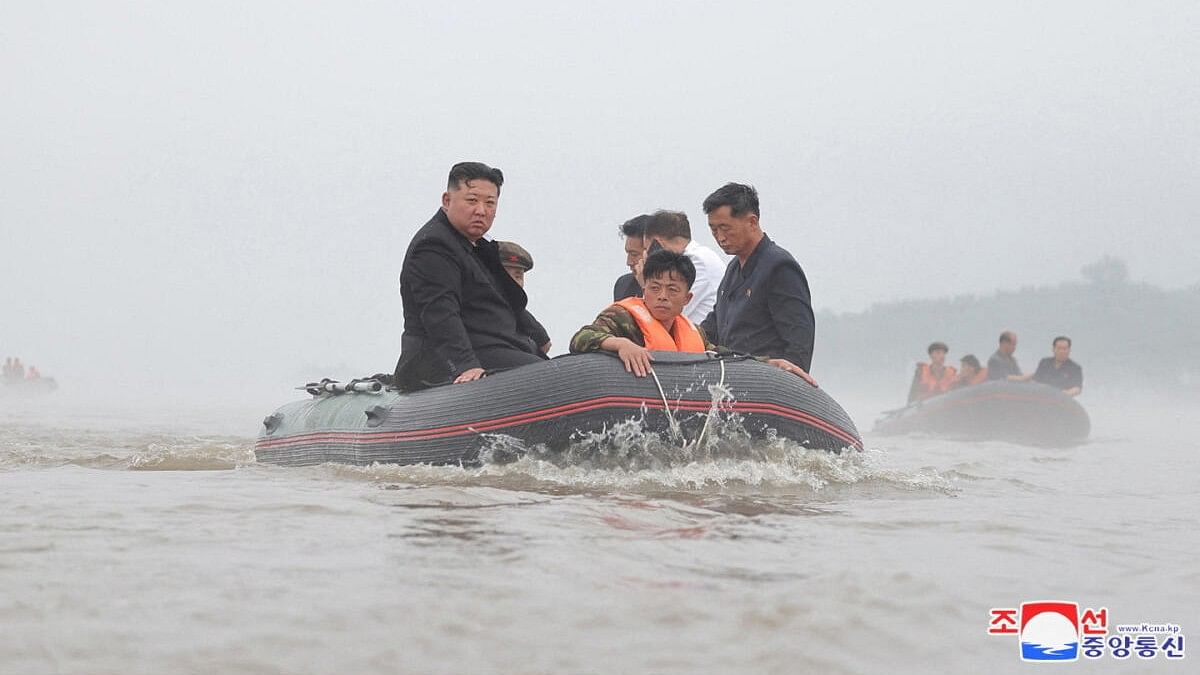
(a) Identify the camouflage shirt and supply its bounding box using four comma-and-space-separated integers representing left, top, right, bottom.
569, 304, 717, 354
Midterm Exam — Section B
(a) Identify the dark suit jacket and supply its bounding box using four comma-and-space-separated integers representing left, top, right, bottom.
700, 233, 815, 371
612, 272, 642, 301
395, 209, 542, 388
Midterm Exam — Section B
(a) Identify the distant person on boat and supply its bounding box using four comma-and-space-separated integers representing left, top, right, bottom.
393, 162, 548, 391
1028, 336, 1083, 396
572, 250, 714, 376
497, 240, 552, 354
2, 357, 11, 380
987, 331, 1023, 380
641, 210, 725, 322
613, 214, 649, 301
8, 358, 25, 381
908, 342, 958, 403
26, 366, 41, 380
698, 182, 816, 376
950, 354, 987, 389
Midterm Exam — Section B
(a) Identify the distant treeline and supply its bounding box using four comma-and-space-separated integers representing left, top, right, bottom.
816, 257, 1200, 398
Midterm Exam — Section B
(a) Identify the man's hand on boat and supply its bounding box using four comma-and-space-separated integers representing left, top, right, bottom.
600, 337, 655, 377
767, 358, 819, 387
454, 367, 488, 384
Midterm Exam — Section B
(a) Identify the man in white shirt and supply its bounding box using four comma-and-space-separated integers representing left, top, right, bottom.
641, 210, 726, 323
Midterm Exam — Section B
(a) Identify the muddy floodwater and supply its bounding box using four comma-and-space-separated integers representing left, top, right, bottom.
1, 391, 1195, 674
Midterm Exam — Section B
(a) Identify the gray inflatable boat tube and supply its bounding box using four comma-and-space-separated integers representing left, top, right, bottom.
256, 352, 862, 467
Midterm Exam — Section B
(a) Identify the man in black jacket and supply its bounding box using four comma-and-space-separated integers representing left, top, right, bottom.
612, 214, 648, 301
699, 182, 816, 381
394, 162, 546, 390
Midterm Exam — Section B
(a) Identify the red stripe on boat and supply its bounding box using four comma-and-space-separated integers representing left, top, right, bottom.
257, 396, 862, 451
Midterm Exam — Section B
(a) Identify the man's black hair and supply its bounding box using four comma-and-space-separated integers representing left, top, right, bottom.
1052, 335, 1072, 347
927, 341, 949, 355
641, 250, 696, 290
999, 331, 1016, 344
960, 354, 981, 369
447, 161, 504, 192
644, 210, 692, 242
702, 182, 760, 217
619, 214, 651, 238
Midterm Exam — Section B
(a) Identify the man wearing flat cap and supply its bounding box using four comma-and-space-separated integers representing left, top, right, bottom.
907, 341, 958, 403
498, 241, 551, 354
498, 241, 534, 287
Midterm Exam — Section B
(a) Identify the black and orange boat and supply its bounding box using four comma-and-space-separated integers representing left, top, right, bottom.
255, 352, 862, 467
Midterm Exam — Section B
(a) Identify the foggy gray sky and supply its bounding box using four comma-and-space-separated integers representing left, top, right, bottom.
3, 1, 1198, 394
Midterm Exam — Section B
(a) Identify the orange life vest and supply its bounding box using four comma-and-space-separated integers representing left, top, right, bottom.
916, 362, 958, 398
614, 298, 706, 353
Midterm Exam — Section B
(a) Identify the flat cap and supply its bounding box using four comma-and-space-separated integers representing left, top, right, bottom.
497, 241, 533, 271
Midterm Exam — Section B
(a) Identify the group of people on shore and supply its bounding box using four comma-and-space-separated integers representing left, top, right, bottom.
2, 357, 42, 382
907, 331, 1084, 403
391, 161, 818, 391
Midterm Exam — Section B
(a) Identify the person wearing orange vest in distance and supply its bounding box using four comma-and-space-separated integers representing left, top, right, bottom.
571, 250, 817, 385
907, 341, 958, 403
949, 354, 987, 389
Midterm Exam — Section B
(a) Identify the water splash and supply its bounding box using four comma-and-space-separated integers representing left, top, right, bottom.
336, 408, 954, 499
126, 440, 257, 471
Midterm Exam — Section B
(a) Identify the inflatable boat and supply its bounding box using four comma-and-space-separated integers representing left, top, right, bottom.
872, 380, 1090, 446
255, 352, 862, 467
0, 378, 57, 398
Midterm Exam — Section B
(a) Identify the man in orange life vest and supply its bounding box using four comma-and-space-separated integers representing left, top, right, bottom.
570, 250, 816, 385
907, 341, 958, 403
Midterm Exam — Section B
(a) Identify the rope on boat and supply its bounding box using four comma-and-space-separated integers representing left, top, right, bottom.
648, 366, 683, 444
650, 355, 729, 450
691, 357, 726, 450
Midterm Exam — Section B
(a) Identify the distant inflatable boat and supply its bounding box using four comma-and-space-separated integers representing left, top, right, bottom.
255, 352, 862, 467
872, 380, 1089, 446
0, 378, 58, 397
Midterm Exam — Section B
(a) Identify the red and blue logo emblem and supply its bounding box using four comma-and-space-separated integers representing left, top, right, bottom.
1019, 601, 1079, 661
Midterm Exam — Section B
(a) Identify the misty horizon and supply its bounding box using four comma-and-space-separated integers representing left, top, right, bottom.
3, 2, 1197, 396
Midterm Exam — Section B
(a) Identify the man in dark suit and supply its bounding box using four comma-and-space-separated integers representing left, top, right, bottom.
394, 162, 546, 390
613, 214, 649, 301
699, 182, 816, 384
1028, 336, 1083, 396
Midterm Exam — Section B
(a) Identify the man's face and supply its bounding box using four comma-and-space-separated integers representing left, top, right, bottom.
1053, 339, 1071, 362
442, 179, 499, 242
707, 206, 760, 257
502, 265, 525, 288
642, 270, 693, 325
624, 236, 645, 273
961, 361, 978, 378
930, 348, 947, 366
1001, 335, 1017, 355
